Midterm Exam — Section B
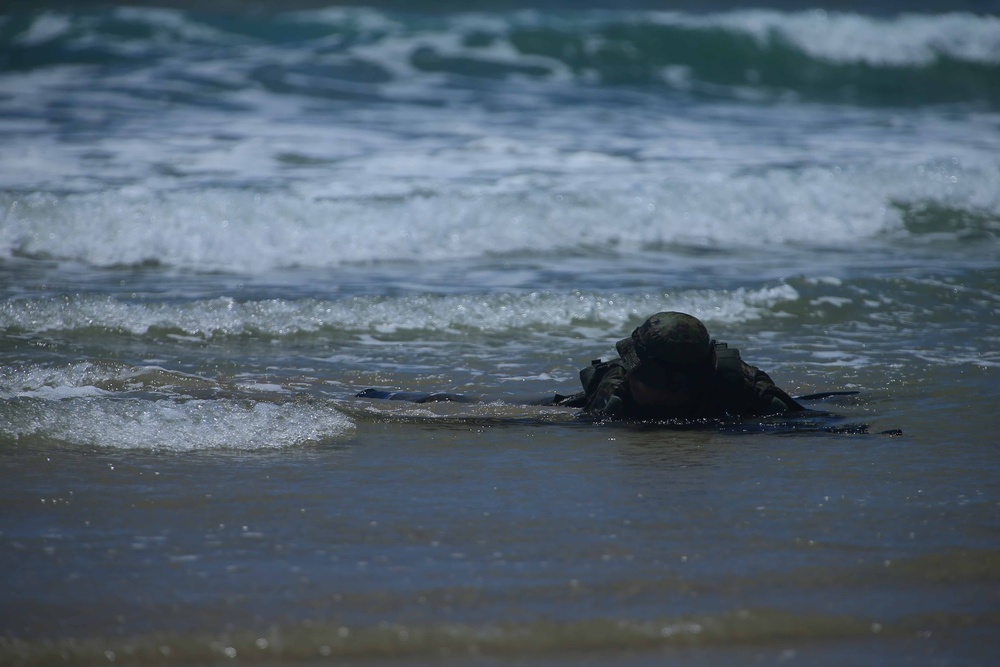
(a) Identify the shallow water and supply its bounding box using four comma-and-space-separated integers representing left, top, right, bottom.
2, 2, 999, 665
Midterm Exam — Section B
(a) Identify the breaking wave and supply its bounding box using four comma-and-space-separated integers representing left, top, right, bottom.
3, 7, 999, 105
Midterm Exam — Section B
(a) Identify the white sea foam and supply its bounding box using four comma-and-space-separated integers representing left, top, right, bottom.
650, 10, 1000, 66
0, 287, 798, 339
2, 159, 995, 271
294, 8, 1000, 68
0, 361, 134, 399
0, 362, 354, 451
1, 396, 354, 451
14, 12, 73, 46
0, 360, 355, 450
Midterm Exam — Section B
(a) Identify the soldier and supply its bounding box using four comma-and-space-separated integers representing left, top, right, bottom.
356, 310, 808, 421
555, 311, 805, 420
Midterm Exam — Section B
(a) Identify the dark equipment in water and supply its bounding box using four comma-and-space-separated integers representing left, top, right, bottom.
353, 387, 901, 436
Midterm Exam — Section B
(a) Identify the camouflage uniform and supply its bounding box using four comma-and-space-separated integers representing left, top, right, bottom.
556, 312, 804, 420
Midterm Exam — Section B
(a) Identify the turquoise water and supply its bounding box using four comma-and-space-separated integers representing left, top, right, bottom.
1, 2, 999, 664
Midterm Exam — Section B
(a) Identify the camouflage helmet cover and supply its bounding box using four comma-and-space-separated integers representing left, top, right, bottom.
616, 311, 713, 371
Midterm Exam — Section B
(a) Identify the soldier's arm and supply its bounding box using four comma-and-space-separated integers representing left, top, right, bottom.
581, 361, 630, 418
748, 365, 806, 415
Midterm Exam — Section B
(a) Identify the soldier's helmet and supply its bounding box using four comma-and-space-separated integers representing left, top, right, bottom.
616, 312, 714, 372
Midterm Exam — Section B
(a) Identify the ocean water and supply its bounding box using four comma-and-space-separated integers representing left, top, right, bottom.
2, 2, 1000, 665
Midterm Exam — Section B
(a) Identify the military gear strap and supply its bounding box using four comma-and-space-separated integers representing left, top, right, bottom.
579, 358, 615, 396
712, 343, 746, 407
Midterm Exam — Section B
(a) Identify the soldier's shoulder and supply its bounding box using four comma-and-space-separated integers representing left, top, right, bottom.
580, 357, 628, 393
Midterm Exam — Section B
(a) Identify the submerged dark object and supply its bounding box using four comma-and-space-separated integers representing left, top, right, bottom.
355, 388, 474, 404
794, 390, 861, 401
354, 386, 900, 435
354, 386, 901, 436
355, 388, 861, 406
